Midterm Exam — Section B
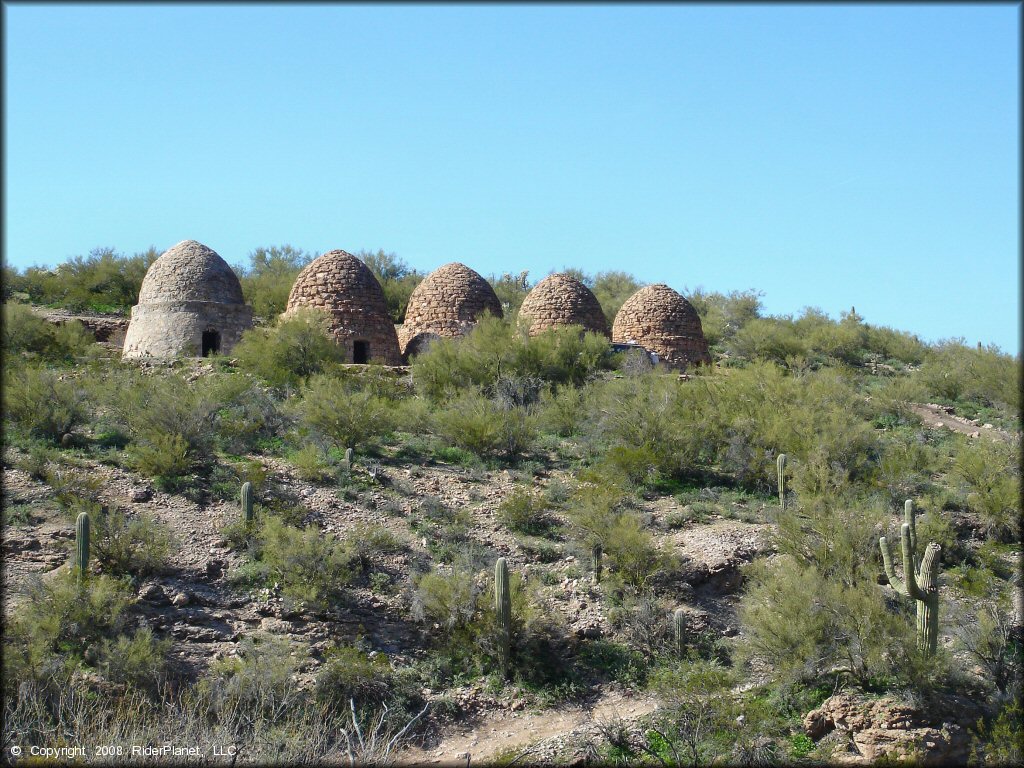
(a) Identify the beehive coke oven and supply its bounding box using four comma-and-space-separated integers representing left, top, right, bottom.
122, 240, 253, 359
284, 249, 402, 365
611, 284, 711, 370
518, 273, 608, 337
398, 262, 503, 357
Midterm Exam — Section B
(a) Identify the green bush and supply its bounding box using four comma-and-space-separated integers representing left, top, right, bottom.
2, 303, 94, 361
951, 438, 1020, 541
433, 389, 537, 461
5, 569, 135, 684
237, 245, 311, 320
99, 627, 172, 694
233, 309, 346, 389
293, 374, 396, 450
88, 505, 175, 577
5, 246, 158, 313
497, 488, 548, 534
204, 633, 306, 720
913, 340, 1019, 414
3, 365, 89, 442
251, 516, 354, 608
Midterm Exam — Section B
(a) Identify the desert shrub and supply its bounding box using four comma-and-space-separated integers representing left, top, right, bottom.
6, 246, 157, 312
287, 443, 336, 483
686, 287, 763, 348
433, 389, 537, 461
4, 570, 135, 685
497, 488, 548, 534
411, 315, 611, 402
738, 555, 930, 690
293, 374, 396, 451
603, 513, 675, 590
357, 248, 424, 323
98, 627, 171, 694
647, 658, 738, 768
42, 465, 103, 513
3, 365, 89, 443
2, 303, 94, 361
971, 698, 1023, 766
951, 437, 1020, 541
108, 372, 220, 481
956, 596, 1023, 699
590, 270, 644, 326
411, 557, 564, 687
237, 245, 311, 320
315, 644, 391, 706
913, 340, 1019, 414
251, 516, 354, 608
566, 481, 669, 590
727, 317, 808, 365
87, 505, 175, 577
233, 308, 345, 389
538, 383, 588, 437
204, 634, 306, 720
208, 376, 288, 455
348, 522, 405, 570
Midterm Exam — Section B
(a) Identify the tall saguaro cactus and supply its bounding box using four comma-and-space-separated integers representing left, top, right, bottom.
241, 482, 254, 523
495, 557, 512, 678
673, 607, 687, 657
879, 499, 942, 655
592, 543, 603, 584
777, 453, 787, 510
75, 511, 90, 584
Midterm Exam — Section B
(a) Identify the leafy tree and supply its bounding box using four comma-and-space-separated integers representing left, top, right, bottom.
355, 249, 423, 323
238, 245, 312, 320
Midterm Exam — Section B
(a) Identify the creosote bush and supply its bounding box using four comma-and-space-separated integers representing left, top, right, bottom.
233, 308, 345, 389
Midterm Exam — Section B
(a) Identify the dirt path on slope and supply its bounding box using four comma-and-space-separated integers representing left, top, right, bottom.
909, 403, 1015, 442
398, 689, 659, 765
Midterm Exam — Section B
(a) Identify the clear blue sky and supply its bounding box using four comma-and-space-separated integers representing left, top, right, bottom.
4, 3, 1019, 353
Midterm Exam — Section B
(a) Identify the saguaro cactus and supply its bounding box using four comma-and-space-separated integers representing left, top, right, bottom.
344, 447, 354, 471
777, 453, 787, 510
495, 557, 512, 678
241, 482, 254, 523
592, 543, 603, 584
673, 607, 687, 657
75, 511, 90, 583
879, 499, 942, 655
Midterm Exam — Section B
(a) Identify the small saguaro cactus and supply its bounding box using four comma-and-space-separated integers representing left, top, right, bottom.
75, 511, 90, 583
879, 499, 942, 655
344, 447, 354, 471
241, 482, 254, 524
777, 453, 787, 510
592, 543, 603, 584
495, 557, 512, 678
673, 607, 687, 657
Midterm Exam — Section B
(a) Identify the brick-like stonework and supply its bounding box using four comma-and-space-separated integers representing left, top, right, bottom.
123, 240, 253, 359
284, 249, 402, 366
518, 273, 609, 337
398, 262, 503, 356
611, 284, 711, 370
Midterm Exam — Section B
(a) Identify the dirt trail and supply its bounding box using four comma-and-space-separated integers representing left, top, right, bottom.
399, 690, 658, 765
908, 403, 1014, 442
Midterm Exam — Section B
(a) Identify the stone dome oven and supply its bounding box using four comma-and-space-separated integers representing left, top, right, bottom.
284, 249, 402, 365
518, 273, 609, 337
611, 284, 711, 370
398, 262, 503, 357
122, 240, 253, 359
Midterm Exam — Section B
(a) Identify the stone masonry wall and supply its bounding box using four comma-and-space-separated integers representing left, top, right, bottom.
122, 302, 253, 359
611, 284, 711, 370
285, 250, 402, 366
399, 263, 502, 354
518, 273, 609, 337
